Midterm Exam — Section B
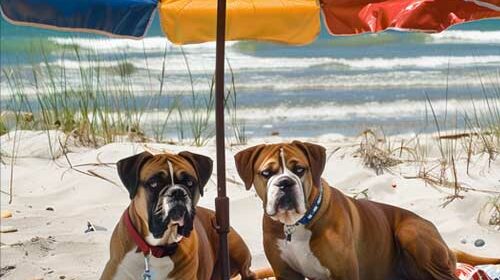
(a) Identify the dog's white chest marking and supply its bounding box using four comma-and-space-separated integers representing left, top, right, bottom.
278, 225, 330, 280
113, 249, 174, 280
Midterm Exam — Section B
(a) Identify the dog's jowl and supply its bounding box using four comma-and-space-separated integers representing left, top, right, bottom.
101, 151, 256, 280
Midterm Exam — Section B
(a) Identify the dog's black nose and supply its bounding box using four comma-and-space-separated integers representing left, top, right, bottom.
170, 189, 187, 201
277, 177, 295, 189
169, 206, 186, 221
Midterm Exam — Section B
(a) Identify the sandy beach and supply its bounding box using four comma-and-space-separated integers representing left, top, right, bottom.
1, 2, 500, 279
1, 130, 499, 279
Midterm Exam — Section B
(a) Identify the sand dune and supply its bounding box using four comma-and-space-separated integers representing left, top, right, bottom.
1, 131, 499, 279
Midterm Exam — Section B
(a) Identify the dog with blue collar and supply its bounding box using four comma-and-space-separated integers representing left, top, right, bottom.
234, 141, 500, 280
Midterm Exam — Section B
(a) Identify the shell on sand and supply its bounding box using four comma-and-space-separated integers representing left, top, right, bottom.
0, 226, 18, 233
1, 210, 13, 219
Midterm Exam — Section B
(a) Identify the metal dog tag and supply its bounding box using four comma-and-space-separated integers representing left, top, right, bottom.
284, 224, 297, 242
143, 255, 152, 280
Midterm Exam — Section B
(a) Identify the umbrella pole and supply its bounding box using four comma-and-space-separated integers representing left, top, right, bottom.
215, 0, 230, 279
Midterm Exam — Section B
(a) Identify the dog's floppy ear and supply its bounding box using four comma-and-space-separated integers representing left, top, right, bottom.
234, 144, 266, 190
292, 141, 326, 188
179, 151, 213, 196
116, 151, 153, 199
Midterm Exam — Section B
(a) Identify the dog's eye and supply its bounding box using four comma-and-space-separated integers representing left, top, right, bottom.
146, 177, 163, 189
294, 166, 306, 176
148, 180, 159, 188
180, 173, 196, 188
260, 170, 273, 179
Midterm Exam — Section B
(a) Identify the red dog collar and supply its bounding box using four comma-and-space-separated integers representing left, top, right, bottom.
123, 208, 178, 258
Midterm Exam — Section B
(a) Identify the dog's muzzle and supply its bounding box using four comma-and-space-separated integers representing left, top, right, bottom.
266, 173, 304, 216
149, 185, 193, 239
164, 185, 192, 225
275, 177, 298, 210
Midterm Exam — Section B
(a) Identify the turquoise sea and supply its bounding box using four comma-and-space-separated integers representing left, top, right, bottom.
1, 17, 499, 138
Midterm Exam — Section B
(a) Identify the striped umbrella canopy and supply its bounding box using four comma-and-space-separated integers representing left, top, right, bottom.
2, 0, 499, 279
2, 0, 499, 42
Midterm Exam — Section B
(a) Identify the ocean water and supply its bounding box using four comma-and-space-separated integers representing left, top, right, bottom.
1, 17, 499, 138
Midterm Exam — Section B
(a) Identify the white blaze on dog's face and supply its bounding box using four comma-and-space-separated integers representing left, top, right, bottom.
263, 148, 308, 225
234, 141, 326, 226
117, 151, 213, 246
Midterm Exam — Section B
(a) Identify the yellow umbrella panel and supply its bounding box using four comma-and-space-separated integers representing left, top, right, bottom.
159, 0, 321, 45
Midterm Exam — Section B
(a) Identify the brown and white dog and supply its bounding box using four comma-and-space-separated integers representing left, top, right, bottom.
101, 150, 258, 280
234, 141, 500, 280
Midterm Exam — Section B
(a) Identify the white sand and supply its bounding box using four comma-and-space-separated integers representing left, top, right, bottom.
1, 131, 499, 279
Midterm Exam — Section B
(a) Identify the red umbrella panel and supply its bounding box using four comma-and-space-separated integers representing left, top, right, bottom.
322, 0, 500, 36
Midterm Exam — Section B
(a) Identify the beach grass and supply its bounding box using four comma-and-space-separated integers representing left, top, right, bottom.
355, 76, 500, 205
1, 44, 247, 147
1, 42, 498, 174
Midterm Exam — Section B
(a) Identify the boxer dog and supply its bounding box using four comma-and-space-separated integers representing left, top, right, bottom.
101, 150, 261, 280
234, 141, 499, 280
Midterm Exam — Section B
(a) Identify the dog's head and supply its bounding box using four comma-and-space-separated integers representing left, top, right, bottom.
234, 141, 325, 225
117, 151, 212, 245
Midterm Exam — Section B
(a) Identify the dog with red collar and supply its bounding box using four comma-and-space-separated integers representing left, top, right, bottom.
100, 151, 259, 280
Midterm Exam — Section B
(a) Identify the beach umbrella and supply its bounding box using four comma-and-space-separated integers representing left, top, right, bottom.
2, 0, 499, 279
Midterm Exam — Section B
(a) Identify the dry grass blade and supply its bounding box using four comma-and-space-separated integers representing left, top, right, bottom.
8, 127, 22, 204
86, 170, 120, 187
355, 129, 406, 175
58, 138, 120, 187
327, 147, 341, 161
402, 166, 465, 208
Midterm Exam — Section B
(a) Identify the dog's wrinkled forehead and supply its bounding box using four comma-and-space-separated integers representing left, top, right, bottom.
117, 150, 213, 199
140, 154, 196, 181
234, 141, 326, 191
256, 144, 309, 171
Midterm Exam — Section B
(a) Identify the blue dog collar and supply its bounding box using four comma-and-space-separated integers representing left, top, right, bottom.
285, 185, 324, 241
297, 185, 323, 225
